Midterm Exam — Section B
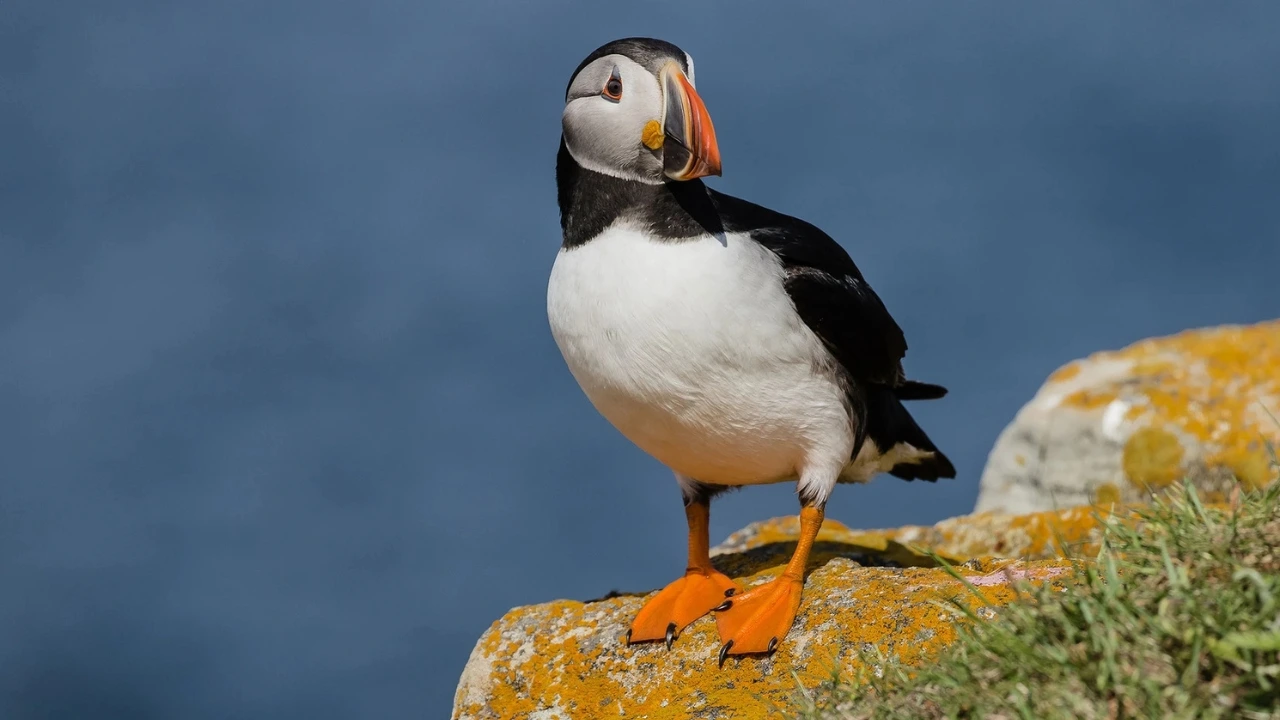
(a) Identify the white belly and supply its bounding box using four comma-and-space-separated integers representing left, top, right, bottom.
546, 224, 854, 486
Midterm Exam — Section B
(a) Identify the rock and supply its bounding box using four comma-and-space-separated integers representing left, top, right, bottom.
976, 320, 1280, 515
719, 504, 1113, 565
452, 507, 1098, 720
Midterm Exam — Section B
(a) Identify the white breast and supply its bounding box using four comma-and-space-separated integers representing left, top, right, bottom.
546, 223, 854, 486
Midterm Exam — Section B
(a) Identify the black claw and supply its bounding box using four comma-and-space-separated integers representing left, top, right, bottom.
625, 629, 632, 646
767, 637, 778, 653
718, 640, 734, 668
724, 588, 736, 597
713, 600, 732, 612
664, 622, 677, 650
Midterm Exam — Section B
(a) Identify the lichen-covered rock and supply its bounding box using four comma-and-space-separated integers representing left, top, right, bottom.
719, 503, 1114, 565
452, 507, 1099, 720
975, 320, 1280, 515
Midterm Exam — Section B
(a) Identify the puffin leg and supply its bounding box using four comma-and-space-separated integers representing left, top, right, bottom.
713, 504, 824, 665
627, 499, 740, 648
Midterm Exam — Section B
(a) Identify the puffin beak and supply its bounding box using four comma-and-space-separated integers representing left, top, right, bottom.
661, 63, 721, 181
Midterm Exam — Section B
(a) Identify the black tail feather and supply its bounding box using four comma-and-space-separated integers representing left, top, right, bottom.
894, 380, 948, 401
865, 386, 956, 482
888, 448, 956, 482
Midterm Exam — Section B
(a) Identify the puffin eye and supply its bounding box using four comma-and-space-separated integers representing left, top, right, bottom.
602, 69, 623, 102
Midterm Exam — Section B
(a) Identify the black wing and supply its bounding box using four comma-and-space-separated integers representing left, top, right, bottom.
708, 190, 908, 388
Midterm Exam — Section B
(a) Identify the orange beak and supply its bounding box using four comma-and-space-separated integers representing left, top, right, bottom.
661, 63, 721, 181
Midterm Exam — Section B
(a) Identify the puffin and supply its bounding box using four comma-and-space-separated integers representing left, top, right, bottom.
546, 37, 955, 665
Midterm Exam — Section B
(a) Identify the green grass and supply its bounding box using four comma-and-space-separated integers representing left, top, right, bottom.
795, 473, 1280, 719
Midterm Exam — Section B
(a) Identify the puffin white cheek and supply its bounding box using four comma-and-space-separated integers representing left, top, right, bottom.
562, 101, 649, 181
561, 81, 669, 185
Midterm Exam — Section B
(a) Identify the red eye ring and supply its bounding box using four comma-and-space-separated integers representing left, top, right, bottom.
603, 70, 623, 101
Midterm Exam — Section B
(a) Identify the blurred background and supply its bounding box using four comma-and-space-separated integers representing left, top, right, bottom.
3, 1, 1279, 718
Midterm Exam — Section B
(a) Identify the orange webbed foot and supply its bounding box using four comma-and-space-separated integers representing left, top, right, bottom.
713, 574, 805, 665
627, 569, 740, 649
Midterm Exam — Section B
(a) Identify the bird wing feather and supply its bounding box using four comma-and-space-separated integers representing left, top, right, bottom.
709, 190, 908, 388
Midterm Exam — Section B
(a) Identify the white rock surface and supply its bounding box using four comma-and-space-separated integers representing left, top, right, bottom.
975, 322, 1280, 515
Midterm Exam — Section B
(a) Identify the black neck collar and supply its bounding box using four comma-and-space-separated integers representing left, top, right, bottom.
555, 139, 726, 249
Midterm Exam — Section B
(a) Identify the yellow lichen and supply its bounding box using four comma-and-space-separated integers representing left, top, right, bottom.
1094, 482, 1122, 506
1048, 362, 1082, 383
1064, 389, 1116, 410
1130, 358, 1175, 378
1230, 447, 1279, 491
1123, 427, 1186, 489
881, 504, 1121, 561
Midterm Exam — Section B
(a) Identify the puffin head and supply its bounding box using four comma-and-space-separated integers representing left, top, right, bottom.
562, 38, 721, 185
